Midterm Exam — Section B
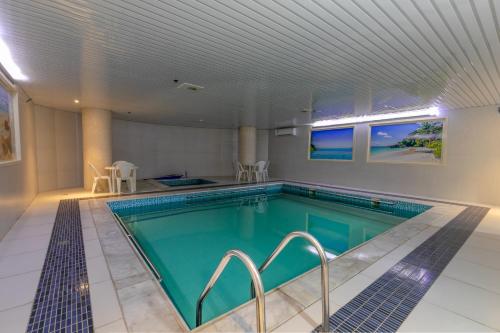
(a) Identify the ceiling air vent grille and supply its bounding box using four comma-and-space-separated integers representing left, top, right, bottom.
275, 127, 297, 136
177, 82, 204, 91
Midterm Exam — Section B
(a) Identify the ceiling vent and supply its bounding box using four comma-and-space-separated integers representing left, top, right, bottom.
177, 82, 204, 91
275, 127, 297, 136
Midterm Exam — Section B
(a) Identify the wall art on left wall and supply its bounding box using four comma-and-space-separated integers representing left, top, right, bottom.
0, 83, 14, 162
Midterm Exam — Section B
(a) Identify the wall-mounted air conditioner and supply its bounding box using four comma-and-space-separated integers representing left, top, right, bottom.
275, 127, 297, 136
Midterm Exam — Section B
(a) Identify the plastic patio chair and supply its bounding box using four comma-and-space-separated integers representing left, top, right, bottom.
114, 161, 137, 193
88, 162, 112, 193
254, 161, 267, 183
263, 160, 270, 181
236, 162, 249, 183
233, 160, 239, 180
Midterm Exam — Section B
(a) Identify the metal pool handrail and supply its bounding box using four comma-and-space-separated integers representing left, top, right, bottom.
251, 231, 330, 332
196, 249, 266, 332
112, 213, 162, 282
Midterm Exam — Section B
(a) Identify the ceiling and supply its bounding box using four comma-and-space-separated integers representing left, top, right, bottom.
0, 0, 499, 129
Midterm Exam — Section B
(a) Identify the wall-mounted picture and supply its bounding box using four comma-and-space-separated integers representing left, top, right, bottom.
0, 84, 14, 162
369, 120, 445, 164
309, 127, 354, 160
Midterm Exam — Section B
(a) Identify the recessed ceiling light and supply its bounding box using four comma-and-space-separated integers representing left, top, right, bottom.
74, 99, 79, 104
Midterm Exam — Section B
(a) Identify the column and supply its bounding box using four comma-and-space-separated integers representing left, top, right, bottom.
238, 126, 256, 165
82, 108, 112, 190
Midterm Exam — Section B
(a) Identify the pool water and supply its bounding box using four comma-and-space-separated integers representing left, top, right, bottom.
117, 193, 406, 328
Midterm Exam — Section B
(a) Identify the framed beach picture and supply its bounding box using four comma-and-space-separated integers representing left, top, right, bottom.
309, 126, 354, 161
0, 71, 20, 164
368, 119, 445, 164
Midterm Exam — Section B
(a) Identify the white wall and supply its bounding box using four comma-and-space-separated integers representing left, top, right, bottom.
112, 119, 237, 179
256, 129, 269, 162
34, 105, 83, 192
269, 106, 500, 206
0, 91, 38, 239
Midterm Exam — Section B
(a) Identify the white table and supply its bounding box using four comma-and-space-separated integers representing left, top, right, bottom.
105, 165, 138, 193
104, 166, 118, 193
241, 163, 256, 182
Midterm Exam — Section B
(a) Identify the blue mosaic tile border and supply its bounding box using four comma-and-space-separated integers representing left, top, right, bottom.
108, 183, 430, 219
314, 205, 489, 333
27, 199, 93, 333
282, 184, 430, 218
108, 184, 282, 212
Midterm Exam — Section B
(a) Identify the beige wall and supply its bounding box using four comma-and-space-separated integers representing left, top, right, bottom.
34, 105, 83, 192
269, 106, 500, 206
256, 129, 269, 162
112, 119, 237, 179
0, 90, 38, 239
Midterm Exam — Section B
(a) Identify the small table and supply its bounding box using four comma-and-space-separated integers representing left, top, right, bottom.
104, 166, 118, 193
105, 165, 139, 193
241, 163, 255, 182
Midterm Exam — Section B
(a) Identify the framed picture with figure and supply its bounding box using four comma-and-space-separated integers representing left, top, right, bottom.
0, 70, 20, 164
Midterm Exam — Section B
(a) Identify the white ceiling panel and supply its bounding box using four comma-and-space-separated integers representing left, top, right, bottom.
0, 0, 498, 128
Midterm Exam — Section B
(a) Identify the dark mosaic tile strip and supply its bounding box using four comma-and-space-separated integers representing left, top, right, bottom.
27, 199, 93, 333
314, 205, 489, 333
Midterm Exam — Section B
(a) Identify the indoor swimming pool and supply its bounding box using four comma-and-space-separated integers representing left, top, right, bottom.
109, 184, 430, 328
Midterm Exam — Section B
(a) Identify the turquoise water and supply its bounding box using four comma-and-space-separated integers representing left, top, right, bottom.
118, 193, 405, 328
310, 148, 353, 160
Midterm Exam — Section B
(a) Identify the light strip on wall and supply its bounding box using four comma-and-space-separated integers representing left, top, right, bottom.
311, 107, 440, 127
0, 39, 28, 81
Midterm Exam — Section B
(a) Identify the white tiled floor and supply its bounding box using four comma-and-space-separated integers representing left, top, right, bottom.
399, 208, 500, 332
399, 301, 494, 332
89, 280, 124, 328
0, 193, 57, 332
0, 188, 128, 333
422, 276, 500, 330
0, 270, 41, 311
80, 199, 129, 332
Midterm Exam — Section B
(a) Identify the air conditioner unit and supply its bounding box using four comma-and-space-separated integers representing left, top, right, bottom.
275, 127, 297, 136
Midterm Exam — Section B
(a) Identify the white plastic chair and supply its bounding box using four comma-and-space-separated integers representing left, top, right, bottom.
88, 162, 112, 194
236, 162, 249, 183
254, 161, 267, 183
263, 161, 270, 181
233, 161, 239, 180
114, 161, 137, 193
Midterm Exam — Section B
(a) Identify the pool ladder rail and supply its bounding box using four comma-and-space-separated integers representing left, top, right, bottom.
196, 249, 266, 332
196, 231, 330, 333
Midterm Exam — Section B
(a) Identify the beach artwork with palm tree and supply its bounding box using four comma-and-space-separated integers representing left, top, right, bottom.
309, 127, 354, 160
369, 120, 444, 164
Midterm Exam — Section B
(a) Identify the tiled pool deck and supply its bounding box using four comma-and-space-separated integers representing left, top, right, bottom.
1, 182, 500, 332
